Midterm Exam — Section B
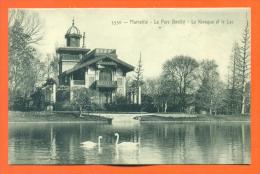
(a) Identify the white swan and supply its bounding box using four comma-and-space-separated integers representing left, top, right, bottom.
81, 136, 102, 149
114, 133, 139, 149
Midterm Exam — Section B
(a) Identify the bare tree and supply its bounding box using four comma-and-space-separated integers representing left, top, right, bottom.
162, 55, 199, 112
9, 9, 43, 45
132, 52, 144, 104
8, 9, 44, 109
195, 60, 220, 115
144, 78, 162, 112
227, 42, 241, 114
238, 20, 251, 114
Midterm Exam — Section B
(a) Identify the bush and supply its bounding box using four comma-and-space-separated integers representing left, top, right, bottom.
56, 89, 70, 102
105, 103, 142, 112
89, 103, 106, 112
11, 96, 28, 111
9, 88, 45, 111
30, 87, 45, 111
114, 95, 128, 104
54, 101, 76, 111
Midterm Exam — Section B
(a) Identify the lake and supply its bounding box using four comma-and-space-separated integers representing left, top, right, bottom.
8, 121, 250, 164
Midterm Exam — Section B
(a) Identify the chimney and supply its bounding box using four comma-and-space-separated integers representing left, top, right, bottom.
82, 32, 86, 48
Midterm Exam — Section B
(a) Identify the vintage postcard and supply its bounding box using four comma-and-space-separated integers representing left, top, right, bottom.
7, 8, 251, 165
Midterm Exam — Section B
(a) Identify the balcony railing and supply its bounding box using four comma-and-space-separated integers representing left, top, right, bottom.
57, 85, 70, 91
73, 80, 85, 86
95, 80, 117, 88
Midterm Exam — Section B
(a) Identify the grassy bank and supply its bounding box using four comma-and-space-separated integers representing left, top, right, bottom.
9, 111, 250, 123
135, 114, 250, 122
8, 111, 112, 123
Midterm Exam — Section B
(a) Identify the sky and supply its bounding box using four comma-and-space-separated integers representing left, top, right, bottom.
19, 8, 250, 80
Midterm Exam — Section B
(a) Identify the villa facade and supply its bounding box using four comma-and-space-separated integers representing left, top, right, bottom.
56, 20, 134, 104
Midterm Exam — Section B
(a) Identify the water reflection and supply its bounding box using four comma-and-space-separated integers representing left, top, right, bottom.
8, 122, 250, 164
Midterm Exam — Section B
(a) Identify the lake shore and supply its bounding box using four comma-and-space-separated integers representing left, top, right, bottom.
8, 111, 113, 123
134, 114, 250, 122
8, 111, 250, 123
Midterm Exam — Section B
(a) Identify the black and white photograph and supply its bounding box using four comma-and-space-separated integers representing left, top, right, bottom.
8, 8, 251, 165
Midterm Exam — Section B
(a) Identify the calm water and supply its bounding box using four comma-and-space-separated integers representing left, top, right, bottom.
8, 121, 250, 164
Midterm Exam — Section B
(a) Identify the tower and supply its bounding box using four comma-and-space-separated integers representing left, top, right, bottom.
65, 19, 82, 47
57, 19, 90, 84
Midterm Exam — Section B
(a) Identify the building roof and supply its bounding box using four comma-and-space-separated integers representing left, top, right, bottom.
56, 47, 90, 54
65, 19, 81, 38
63, 55, 134, 75
66, 25, 80, 35
82, 48, 117, 61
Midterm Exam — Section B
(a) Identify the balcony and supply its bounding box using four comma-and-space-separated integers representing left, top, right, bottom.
95, 80, 117, 88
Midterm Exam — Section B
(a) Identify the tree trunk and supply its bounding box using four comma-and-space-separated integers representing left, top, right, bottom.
241, 82, 246, 115
209, 99, 213, 115
79, 106, 83, 117
240, 20, 249, 115
164, 101, 168, 113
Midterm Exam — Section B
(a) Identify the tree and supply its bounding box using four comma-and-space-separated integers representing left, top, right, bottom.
142, 76, 177, 113
162, 55, 199, 112
8, 9, 43, 45
195, 60, 221, 115
45, 53, 59, 81
144, 78, 162, 112
159, 75, 178, 112
238, 20, 251, 114
30, 87, 45, 111
227, 42, 241, 114
225, 20, 251, 115
132, 53, 144, 104
50, 54, 59, 81
8, 9, 44, 109
71, 88, 96, 117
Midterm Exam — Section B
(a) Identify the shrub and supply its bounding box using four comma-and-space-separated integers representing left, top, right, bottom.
54, 101, 76, 111
114, 94, 128, 104
71, 88, 97, 116
105, 103, 142, 112
56, 89, 70, 102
